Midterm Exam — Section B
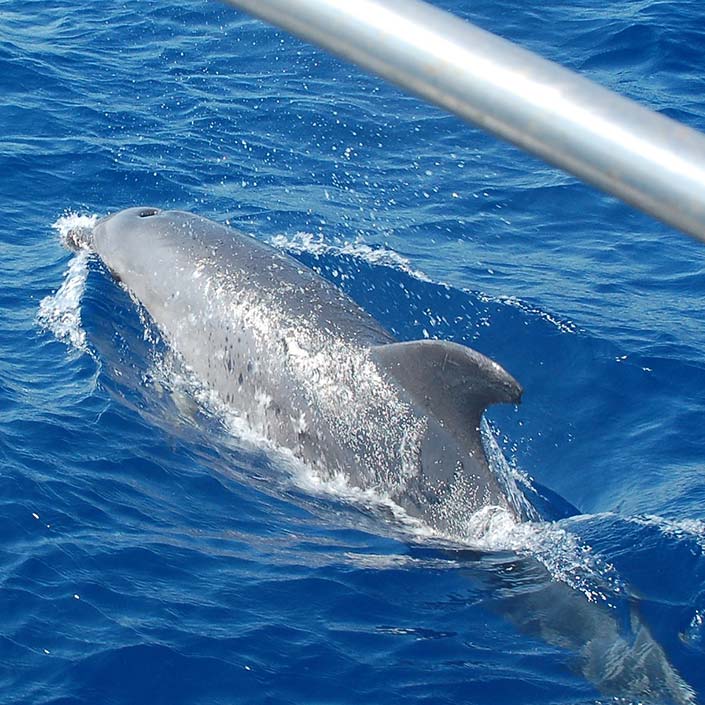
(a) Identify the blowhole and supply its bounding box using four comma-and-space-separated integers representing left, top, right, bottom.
138, 208, 159, 218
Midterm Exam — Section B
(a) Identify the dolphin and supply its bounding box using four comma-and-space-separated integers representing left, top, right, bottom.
68, 206, 532, 534
62, 207, 697, 703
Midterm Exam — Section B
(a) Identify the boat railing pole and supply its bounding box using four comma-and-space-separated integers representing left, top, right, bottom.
220, 0, 705, 244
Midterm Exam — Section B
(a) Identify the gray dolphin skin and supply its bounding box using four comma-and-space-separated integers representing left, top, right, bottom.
81, 206, 532, 533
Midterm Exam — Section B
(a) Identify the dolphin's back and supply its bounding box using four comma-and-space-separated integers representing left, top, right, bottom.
92, 207, 530, 531
96, 209, 394, 347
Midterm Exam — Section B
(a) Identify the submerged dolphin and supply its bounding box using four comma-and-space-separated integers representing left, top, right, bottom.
71, 206, 532, 533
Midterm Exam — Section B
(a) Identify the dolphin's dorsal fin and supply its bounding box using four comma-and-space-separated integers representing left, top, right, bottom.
370, 340, 522, 436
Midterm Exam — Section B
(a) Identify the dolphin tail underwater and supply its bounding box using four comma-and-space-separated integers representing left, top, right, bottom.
65, 206, 536, 533
457, 548, 697, 705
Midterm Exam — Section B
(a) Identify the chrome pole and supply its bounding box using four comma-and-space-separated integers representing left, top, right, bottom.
220, 0, 705, 243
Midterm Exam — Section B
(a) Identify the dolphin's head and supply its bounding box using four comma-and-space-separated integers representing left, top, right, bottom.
94, 206, 162, 241
63, 207, 163, 252
89, 206, 170, 279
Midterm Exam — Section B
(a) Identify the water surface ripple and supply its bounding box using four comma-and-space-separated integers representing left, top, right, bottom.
2, 1, 705, 703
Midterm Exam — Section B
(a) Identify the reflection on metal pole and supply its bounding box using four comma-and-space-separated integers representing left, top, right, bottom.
220, 0, 705, 243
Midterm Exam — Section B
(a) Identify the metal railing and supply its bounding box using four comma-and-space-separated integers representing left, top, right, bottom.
220, 0, 705, 244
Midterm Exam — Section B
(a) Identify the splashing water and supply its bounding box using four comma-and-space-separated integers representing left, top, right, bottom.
36, 214, 97, 352
271, 231, 432, 281
37, 252, 90, 352
682, 609, 704, 648
632, 514, 705, 554
52, 212, 98, 252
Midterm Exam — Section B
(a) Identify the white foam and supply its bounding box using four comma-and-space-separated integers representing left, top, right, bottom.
482, 293, 578, 335
631, 514, 705, 553
37, 251, 90, 352
52, 212, 98, 251
682, 609, 704, 647
36, 214, 99, 352
270, 231, 432, 282
304, 467, 618, 602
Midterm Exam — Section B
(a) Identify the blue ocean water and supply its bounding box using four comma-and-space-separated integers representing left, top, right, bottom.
2, 0, 705, 703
